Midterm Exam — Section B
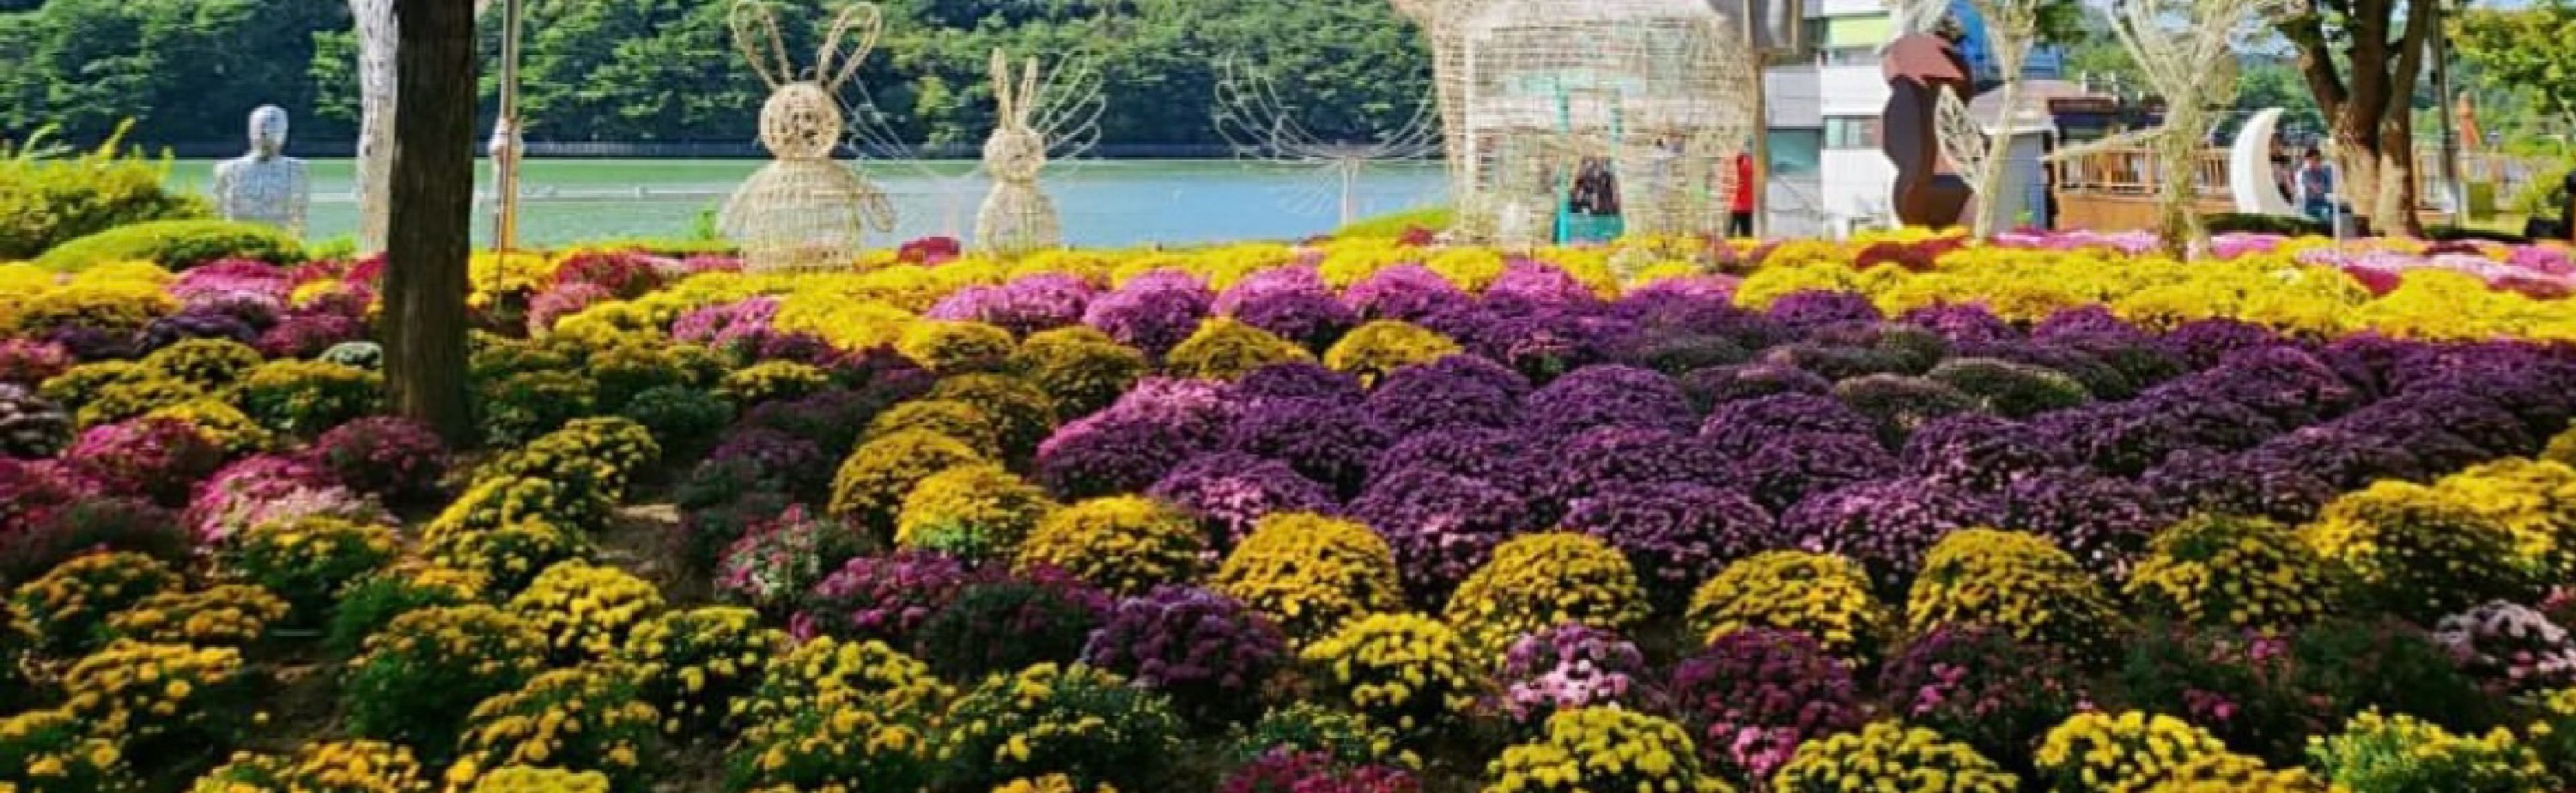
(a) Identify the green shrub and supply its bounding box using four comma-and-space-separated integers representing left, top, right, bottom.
2202, 213, 2329, 236
230, 360, 383, 436
342, 604, 550, 754
34, 219, 302, 272
0, 124, 209, 260
2507, 161, 2572, 217
1334, 208, 1454, 239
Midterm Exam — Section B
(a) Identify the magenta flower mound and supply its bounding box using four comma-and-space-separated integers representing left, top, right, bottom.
1495, 623, 1652, 723
1565, 483, 1777, 602
1347, 467, 1536, 599
0, 457, 100, 542
1900, 303, 2021, 346
182, 454, 328, 536
1216, 394, 1381, 492
1220, 270, 1358, 350
1537, 426, 1733, 512
1875, 624, 2077, 766
1083, 272, 1214, 355
1364, 427, 1539, 491
671, 297, 781, 347
1519, 364, 1694, 437
2002, 468, 2175, 574
913, 564, 1116, 682
172, 260, 298, 305
304, 416, 449, 503
0, 340, 73, 385
66, 417, 226, 506
1149, 452, 1340, 551
1724, 430, 1899, 513
1218, 750, 1421, 793
1764, 290, 1883, 331
1784, 476, 2001, 586
1365, 355, 1528, 438
1215, 266, 1332, 315
1682, 362, 1833, 409
550, 249, 671, 297
1036, 411, 1213, 500
1669, 627, 1865, 782
1484, 261, 1601, 311
793, 550, 975, 645
1345, 264, 1470, 322
1701, 393, 1880, 456
2142, 449, 2337, 524
2242, 425, 2426, 490
256, 312, 369, 360
1899, 414, 2075, 493
702, 427, 831, 497
1080, 585, 1290, 722
1233, 362, 1364, 406
526, 281, 616, 334
927, 273, 1097, 336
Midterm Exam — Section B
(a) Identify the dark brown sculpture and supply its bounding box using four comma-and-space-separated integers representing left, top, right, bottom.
1882, 33, 1974, 228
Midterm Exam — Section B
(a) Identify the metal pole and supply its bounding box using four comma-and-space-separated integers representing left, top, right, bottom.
2429, 0, 2464, 227
1748, 61, 1769, 239
488, 0, 526, 251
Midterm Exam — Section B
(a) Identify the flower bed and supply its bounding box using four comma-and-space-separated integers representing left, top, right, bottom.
3, 232, 2576, 790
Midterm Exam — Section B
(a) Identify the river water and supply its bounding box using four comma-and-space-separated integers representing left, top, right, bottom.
165, 159, 1445, 249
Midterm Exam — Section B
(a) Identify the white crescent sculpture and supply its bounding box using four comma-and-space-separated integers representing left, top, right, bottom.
2228, 107, 2302, 216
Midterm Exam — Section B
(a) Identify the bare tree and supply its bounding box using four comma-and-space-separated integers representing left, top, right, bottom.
381, 0, 476, 442
2055, 0, 2269, 257
2272, 0, 2435, 236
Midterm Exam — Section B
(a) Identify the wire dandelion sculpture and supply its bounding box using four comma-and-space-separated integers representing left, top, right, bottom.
974, 48, 1105, 257
1213, 56, 1443, 227
2050, 0, 2275, 257
719, 0, 899, 273
1444, 0, 1757, 246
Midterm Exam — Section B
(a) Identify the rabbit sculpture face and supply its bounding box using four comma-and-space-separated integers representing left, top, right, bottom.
983, 51, 1052, 184
732, 1, 878, 160
985, 128, 1045, 184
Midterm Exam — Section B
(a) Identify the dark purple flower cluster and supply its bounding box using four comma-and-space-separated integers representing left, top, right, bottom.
1344, 265, 1468, 323
1084, 272, 1214, 355
65, 417, 225, 505
304, 416, 449, 503
1898, 414, 2073, 493
1785, 476, 2001, 584
1081, 585, 1290, 721
2001, 468, 2175, 573
1536, 427, 1732, 513
1765, 290, 1883, 332
1669, 628, 1866, 781
1700, 393, 1879, 455
1495, 623, 1653, 723
1036, 378, 1239, 499
1217, 751, 1420, 793
793, 550, 975, 645
1564, 483, 1777, 602
1724, 431, 1899, 513
1220, 269, 1358, 350
1681, 362, 1832, 409
1516, 365, 1693, 437
1876, 624, 2078, 766
1150, 452, 1340, 550
1364, 355, 1528, 437
1233, 363, 1364, 406
1347, 467, 1537, 598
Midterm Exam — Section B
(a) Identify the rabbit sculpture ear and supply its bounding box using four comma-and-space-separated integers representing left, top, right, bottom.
817, 3, 884, 91
1017, 56, 1042, 128
728, 0, 793, 88
989, 49, 1018, 129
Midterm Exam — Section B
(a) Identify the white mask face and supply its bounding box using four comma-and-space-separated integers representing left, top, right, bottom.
251, 106, 289, 155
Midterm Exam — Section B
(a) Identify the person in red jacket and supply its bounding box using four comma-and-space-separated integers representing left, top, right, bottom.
1728, 151, 1756, 238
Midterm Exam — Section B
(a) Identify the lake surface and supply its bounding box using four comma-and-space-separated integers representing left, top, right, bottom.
164, 159, 1446, 249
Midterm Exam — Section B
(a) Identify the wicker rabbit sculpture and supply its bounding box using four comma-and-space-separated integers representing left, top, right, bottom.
719, 0, 897, 272
975, 49, 1063, 257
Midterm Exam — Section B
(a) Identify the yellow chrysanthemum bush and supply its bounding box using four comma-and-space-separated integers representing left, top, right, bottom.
1322, 321, 1461, 384
1684, 551, 1890, 662
321, 563, 488, 658
892, 463, 1061, 561
104, 584, 289, 646
612, 606, 785, 735
1298, 613, 1482, 735
2134, 753, 2339, 793
2435, 458, 2576, 581
1005, 326, 1149, 420
1906, 529, 2122, 665
828, 429, 992, 532
2530, 687, 2576, 780
2545, 422, 2576, 467
188, 740, 429, 793
1483, 706, 1733, 793
1771, 721, 2020, 793
927, 373, 1061, 459
467, 767, 610, 793
933, 663, 1182, 793
717, 360, 833, 407
218, 516, 401, 625
227, 360, 383, 436
7, 551, 181, 655
2123, 514, 2336, 634
2306, 709, 2558, 792
1424, 247, 1508, 292
480, 416, 662, 505
1211, 512, 1406, 644
443, 665, 663, 793
58, 640, 248, 746
146, 397, 276, 455
1013, 496, 1204, 595
422, 519, 593, 599
426, 475, 612, 540
506, 560, 665, 664
2300, 481, 2544, 621
2032, 711, 2234, 793
1162, 318, 1315, 380
988, 775, 1118, 793
0, 707, 132, 793
1441, 532, 1648, 653
725, 638, 949, 793
1225, 702, 1415, 769
341, 604, 550, 751
142, 337, 264, 391
864, 399, 1005, 458
897, 320, 1018, 374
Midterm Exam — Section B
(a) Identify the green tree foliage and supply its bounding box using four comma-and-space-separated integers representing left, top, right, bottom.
2451, 0, 2576, 135
0, 0, 1432, 148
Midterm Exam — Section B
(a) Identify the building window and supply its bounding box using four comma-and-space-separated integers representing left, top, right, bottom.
1824, 117, 1880, 149
1769, 129, 1822, 176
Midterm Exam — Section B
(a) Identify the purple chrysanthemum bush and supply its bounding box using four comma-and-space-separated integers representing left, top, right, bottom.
16, 233, 2576, 791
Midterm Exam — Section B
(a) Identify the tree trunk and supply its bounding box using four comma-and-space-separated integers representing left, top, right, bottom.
2280, 0, 2430, 238
381, 0, 475, 443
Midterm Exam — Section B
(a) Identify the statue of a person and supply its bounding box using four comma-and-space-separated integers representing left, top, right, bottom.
211, 106, 310, 236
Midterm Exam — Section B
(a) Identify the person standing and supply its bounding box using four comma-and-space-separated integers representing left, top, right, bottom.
1728, 151, 1756, 238
2293, 148, 2335, 224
